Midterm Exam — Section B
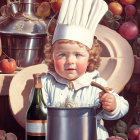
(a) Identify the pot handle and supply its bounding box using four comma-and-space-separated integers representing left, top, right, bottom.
90, 81, 108, 114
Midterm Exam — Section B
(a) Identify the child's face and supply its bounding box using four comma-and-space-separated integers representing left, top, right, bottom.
52, 41, 89, 80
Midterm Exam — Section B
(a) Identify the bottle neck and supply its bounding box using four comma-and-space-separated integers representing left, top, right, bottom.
32, 73, 46, 107
34, 75, 42, 88
32, 88, 42, 106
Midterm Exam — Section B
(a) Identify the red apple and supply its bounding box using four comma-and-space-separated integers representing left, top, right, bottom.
125, 5, 136, 17
120, 0, 136, 5
119, 21, 139, 40
0, 58, 16, 74
49, 0, 62, 12
128, 125, 140, 140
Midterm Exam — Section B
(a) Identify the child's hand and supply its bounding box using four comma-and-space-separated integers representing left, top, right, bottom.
99, 88, 117, 112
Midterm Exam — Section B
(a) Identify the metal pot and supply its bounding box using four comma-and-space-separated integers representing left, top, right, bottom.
47, 106, 101, 140
46, 82, 108, 140
1, 33, 46, 67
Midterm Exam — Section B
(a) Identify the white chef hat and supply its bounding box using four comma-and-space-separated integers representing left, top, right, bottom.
52, 0, 108, 49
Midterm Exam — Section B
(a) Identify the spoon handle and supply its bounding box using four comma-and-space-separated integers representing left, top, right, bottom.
90, 81, 108, 93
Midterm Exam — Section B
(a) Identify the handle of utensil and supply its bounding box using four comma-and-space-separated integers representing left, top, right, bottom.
90, 81, 108, 93
90, 81, 109, 114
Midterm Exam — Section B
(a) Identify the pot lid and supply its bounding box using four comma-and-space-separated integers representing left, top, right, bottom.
0, 0, 47, 36
0, 17, 47, 36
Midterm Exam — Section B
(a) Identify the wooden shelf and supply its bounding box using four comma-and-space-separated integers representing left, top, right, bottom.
0, 71, 18, 96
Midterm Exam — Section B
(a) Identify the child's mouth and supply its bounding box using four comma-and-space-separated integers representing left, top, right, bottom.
66, 68, 76, 71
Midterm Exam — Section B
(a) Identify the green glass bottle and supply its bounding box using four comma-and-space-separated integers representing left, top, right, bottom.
26, 73, 47, 140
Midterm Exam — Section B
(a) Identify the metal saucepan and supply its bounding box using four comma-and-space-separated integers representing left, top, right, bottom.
46, 81, 108, 140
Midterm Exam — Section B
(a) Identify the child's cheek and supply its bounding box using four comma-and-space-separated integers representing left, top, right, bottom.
77, 63, 87, 74
55, 60, 63, 70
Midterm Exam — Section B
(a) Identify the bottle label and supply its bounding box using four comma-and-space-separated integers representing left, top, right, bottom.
26, 120, 47, 136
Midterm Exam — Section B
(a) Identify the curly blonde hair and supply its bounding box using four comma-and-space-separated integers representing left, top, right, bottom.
43, 37, 102, 72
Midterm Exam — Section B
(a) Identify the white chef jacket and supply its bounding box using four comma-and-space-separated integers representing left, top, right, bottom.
30, 70, 129, 140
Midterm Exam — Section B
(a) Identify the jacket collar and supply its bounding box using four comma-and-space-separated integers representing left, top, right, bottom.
48, 70, 99, 91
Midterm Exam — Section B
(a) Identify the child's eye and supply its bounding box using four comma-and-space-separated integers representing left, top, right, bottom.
75, 54, 81, 57
59, 54, 65, 57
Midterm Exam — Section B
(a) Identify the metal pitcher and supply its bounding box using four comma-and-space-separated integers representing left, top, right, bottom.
0, 0, 47, 67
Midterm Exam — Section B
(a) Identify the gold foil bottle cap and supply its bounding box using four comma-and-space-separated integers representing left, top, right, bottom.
33, 73, 42, 88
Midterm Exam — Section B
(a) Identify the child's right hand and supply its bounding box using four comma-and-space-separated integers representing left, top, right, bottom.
99, 88, 117, 112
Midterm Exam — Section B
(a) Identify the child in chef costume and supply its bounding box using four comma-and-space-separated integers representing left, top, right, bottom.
38, 0, 129, 139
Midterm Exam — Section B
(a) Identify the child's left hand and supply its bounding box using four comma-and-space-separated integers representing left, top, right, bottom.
99, 88, 117, 112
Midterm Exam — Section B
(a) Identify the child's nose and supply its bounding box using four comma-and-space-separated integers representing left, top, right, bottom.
66, 56, 75, 64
